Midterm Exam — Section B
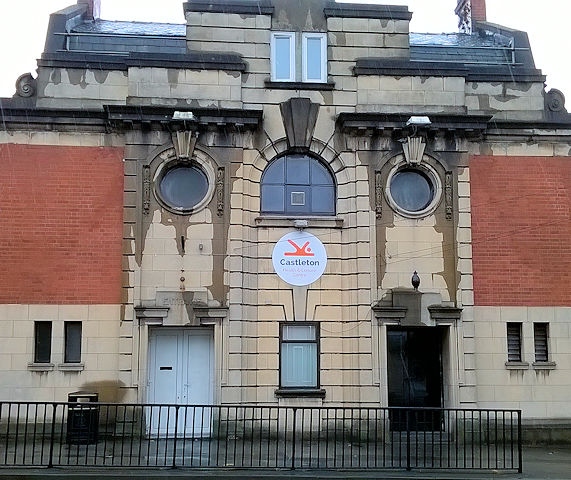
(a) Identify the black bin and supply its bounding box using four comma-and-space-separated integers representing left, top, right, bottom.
66, 391, 99, 444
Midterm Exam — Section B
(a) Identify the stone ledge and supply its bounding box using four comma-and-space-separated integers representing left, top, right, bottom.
505, 361, 529, 370
532, 361, 556, 370
27, 363, 55, 372
265, 81, 335, 91
255, 216, 344, 229
275, 388, 326, 399
58, 363, 85, 372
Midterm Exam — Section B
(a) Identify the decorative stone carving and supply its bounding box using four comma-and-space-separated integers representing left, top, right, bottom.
545, 89, 567, 113
375, 171, 383, 219
216, 167, 225, 217
402, 136, 426, 165
142, 165, 151, 215
445, 171, 453, 220
279, 98, 319, 151
15, 73, 36, 98
172, 130, 198, 160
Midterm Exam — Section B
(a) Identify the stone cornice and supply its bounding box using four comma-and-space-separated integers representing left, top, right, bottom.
39, 51, 246, 72
324, 2, 412, 20
337, 112, 492, 136
354, 58, 545, 83
0, 104, 263, 133
183, 0, 274, 15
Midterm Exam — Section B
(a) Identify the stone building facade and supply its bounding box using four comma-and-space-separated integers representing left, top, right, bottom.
1, 0, 570, 441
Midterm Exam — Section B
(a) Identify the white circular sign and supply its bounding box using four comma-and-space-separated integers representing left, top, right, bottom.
272, 231, 327, 286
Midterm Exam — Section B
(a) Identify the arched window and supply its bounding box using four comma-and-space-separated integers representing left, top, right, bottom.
261, 153, 335, 215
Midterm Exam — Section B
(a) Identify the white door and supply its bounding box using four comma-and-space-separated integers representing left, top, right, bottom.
147, 328, 214, 437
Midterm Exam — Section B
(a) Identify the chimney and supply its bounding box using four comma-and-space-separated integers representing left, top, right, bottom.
77, 0, 101, 20
455, 0, 486, 34
471, 0, 487, 21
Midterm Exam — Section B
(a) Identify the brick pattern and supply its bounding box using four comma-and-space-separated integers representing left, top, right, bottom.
471, 156, 571, 306
0, 144, 124, 304
471, 0, 487, 21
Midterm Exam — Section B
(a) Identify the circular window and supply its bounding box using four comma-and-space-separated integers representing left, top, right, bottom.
155, 162, 210, 214
386, 163, 441, 218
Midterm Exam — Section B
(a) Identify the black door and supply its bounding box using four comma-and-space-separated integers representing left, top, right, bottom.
387, 328, 443, 430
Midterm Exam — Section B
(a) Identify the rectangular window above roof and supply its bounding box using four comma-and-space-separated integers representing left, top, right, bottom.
302, 33, 327, 83
271, 32, 295, 81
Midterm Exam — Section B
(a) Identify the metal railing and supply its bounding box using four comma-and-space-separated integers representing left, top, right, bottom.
0, 402, 522, 472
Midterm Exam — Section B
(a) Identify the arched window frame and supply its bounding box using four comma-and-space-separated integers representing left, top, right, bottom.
260, 153, 336, 216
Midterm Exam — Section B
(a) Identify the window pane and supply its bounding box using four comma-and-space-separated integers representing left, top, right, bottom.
34, 321, 52, 363
261, 184, 285, 212
283, 324, 316, 341
274, 36, 292, 80
311, 160, 334, 185
158, 165, 209, 211
281, 343, 317, 387
263, 157, 285, 184
311, 186, 335, 215
286, 155, 310, 184
65, 322, 82, 363
390, 169, 434, 212
305, 37, 323, 81
285, 186, 311, 214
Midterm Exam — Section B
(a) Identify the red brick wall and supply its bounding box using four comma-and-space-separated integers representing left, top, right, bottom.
471, 0, 486, 21
0, 144, 124, 304
471, 156, 571, 306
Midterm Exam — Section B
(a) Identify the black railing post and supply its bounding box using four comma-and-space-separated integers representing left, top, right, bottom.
48, 403, 57, 468
291, 407, 297, 470
171, 405, 179, 469
406, 409, 411, 471
517, 410, 523, 473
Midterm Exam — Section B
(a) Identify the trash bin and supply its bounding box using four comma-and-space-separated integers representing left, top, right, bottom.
66, 391, 99, 444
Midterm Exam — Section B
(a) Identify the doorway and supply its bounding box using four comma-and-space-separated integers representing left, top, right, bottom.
387, 327, 443, 430
147, 327, 214, 437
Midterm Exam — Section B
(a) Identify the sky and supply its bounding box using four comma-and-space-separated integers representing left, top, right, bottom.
0, 1, 569, 103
